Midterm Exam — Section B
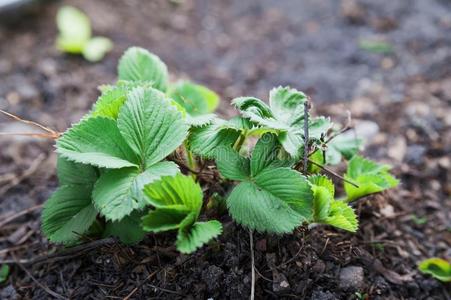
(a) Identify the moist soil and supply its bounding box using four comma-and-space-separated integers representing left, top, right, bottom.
0, 0, 450, 299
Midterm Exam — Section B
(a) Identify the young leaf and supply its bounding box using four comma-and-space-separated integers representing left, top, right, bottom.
186, 113, 217, 127
82, 37, 114, 62
91, 81, 153, 119
118, 47, 169, 92
168, 81, 219, 116
117, 87, 188, 168
143, 173, 202, 213
308, 175, 334, 221
326, 134, 363, 165
42, 185, 98, 244
216, 134, 313, 233
233, 86, 331, 157
142, 174, 222, 253
345, 155, 399, 201
324, 200, 358, 232
93, 161, 179, 221
56, 6, 91, 53
418, 258, 451, 282
57, 117, 139, 169
176, 220, 222, 254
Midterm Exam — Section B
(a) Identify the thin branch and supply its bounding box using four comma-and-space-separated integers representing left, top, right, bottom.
249, 230, 255, 300
12, 253, 68, 300
308, 110, 353, 158
0, 204, 42, 228
123, 270, 159, 300
0, 154, 46, 198
0, 132, 59, 140
0, 109, 61, 139
0, 238, 116, 265
308, 158, 359, 188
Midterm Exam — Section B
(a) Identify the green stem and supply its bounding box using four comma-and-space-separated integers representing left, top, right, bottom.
233, 131, 247, 152
185, 145, 198, 178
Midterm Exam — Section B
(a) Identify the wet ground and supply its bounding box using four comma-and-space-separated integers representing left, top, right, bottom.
0, 0, 450, 299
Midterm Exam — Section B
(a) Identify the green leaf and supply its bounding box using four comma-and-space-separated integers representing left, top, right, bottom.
307, 150, 324, 173
269, 86, 307, 126
345, 155, 399, 202
233, 86, 328, 158
250, 133, 282, 176
232, 96, 282, 129
308, 175, 334, 221
103, 211, 146, 245
56, 6, 91, 53
42, 185, 98, 244
57, 156, 97, 186
91, 81, 152, 119
168, 81, 219, 116
176, 220, 222, 254
82, 37, 113, 62
254, 167, 313, 219
215, 146, 250, 181
93, 161, 179, 221
187, 118, 241, 158
186, 113, 216, 127
324, 201, 358, 232
91, 86, 128, 119
326, 134, 363, 165
308, 175, 335, 197
118, 47, 169, 92
142, 208, 192, 232
217, 136, 314, 233
418, 258, 451, 282
117, 87, 188, 168
141, 174, 221, 254
143, 173, 202, 214
57, 116, 138, 169
0, 265, 10, 283
309, 117, 332, 140
226, 181, 303, 233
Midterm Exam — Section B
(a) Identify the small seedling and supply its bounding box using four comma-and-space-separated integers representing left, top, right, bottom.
418, 258, 451, 282
56, 6, 113, 62
359, 39, 393, 54
30, 46, 399, 253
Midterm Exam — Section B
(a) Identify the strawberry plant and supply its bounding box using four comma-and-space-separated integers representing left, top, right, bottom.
39, 46, 398, 254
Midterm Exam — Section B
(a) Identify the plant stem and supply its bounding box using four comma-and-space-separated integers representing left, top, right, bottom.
186, 149, 198, 178
233, 131, 247, 152
303, 100, 310, 174
249, 229, 255, 300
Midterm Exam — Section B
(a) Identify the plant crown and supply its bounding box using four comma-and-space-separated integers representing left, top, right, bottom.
42, 46, 398, 253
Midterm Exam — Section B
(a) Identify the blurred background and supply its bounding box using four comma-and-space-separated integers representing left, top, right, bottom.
1, 0, 450, 119
0, 0, 450, 299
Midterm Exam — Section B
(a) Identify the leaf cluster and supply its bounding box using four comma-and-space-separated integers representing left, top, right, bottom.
42, 46, 399, 253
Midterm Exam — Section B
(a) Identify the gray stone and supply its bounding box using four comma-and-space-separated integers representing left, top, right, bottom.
311, 289, 337, 300
339, 266, 365, 291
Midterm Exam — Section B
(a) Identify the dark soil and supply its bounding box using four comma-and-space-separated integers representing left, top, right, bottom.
1, 0, 450, 299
